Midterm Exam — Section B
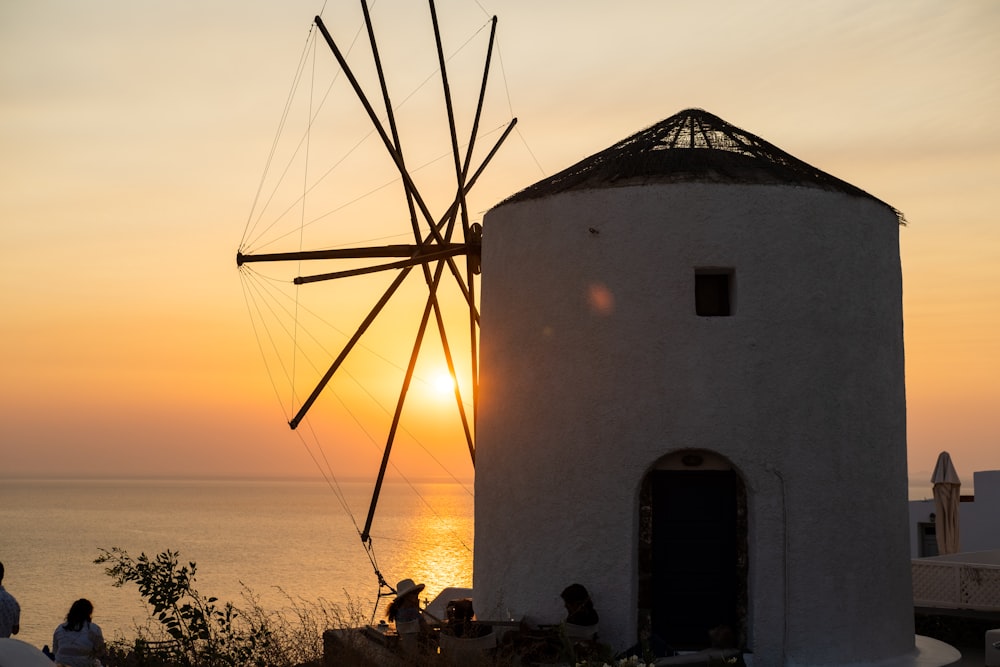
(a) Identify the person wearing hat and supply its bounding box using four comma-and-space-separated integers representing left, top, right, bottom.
386, 578, 426, 625
386, 578, 430, 653
385, 579, 426, 629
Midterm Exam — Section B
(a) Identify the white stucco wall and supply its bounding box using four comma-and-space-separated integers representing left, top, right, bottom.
474, 182, 911, 665
965, 471, 1000, 553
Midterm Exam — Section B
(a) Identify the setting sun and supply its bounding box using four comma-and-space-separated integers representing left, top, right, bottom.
429, 370, 458, 397
0, 0, 996, 486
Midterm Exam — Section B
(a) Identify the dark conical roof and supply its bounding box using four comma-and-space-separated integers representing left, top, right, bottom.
499, 108, 901, 220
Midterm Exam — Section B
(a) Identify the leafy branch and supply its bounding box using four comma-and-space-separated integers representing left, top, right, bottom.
95, 547, 272, 667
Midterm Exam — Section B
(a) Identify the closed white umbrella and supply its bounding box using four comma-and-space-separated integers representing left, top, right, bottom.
931, 451, 961, 555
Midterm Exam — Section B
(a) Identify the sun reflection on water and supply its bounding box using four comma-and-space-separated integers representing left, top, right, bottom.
372, 482, 474, 605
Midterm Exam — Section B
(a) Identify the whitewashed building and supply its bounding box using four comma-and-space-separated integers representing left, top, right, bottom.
474, 109, 932, 664
911, 469, 1000, 557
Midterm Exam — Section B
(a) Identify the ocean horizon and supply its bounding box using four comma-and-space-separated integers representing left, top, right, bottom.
1, 474, 953, 650
0, 477, 473, 650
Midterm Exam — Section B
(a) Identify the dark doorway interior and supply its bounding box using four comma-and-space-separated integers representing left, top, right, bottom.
918, 522, 939, 557
649, 469, 741, 650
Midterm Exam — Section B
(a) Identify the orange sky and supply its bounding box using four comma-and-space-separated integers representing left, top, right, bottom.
2, 1, 998, 490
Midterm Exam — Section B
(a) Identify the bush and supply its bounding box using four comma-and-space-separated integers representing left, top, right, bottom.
95, 547, 334, 667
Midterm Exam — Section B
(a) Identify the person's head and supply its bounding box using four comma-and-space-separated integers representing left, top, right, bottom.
66, 599, 94, 631
446, 598, 475, 624
395, 578, 424, 605
560, 583, 592, 613
0, 561, 5, 584
386, 578, 425, 621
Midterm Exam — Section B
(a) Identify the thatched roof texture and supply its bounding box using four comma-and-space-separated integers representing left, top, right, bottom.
500, 108, 901, 221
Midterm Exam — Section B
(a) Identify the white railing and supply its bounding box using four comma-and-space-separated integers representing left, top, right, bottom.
913, 559, 1000, 611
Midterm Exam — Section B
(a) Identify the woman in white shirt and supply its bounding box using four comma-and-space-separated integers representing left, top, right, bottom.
52, 598, 105, 667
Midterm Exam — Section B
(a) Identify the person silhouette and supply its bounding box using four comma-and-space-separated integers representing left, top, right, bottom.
0, 562, 20, 638
561, 583, 598, 627
52, 598, 106, 667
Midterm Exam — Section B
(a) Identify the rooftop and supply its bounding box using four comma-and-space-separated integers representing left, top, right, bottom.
499, 108, 902, 221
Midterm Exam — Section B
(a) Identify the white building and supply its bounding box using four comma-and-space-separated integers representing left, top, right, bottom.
910, 469, 1000, 557
474, 109, 926, 665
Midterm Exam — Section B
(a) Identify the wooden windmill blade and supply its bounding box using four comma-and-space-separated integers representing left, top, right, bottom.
236, 1, 515, 544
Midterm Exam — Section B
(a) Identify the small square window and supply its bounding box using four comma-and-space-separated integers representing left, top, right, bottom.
695, 270, 733, 316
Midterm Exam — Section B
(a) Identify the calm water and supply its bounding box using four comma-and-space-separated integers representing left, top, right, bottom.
0, 478, 473, 650
2, 476, 940, 650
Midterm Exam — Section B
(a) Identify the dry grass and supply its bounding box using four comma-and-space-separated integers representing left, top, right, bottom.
103, 588, 365, 667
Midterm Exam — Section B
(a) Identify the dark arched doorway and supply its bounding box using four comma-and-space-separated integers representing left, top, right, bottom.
638, 452, 747, 651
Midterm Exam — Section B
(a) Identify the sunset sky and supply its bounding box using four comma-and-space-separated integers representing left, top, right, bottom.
2, 0, 997, 491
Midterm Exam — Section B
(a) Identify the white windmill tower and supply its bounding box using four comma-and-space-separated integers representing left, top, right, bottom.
474, 109, 954, 665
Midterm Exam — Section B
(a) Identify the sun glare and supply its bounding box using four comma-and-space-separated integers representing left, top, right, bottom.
429, 371, 457, 397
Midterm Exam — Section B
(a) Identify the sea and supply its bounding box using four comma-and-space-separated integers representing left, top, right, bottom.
2, 476, 944, 651
0, 478, 473, 651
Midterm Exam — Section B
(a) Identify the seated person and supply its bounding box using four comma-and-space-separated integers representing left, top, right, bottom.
443, 598, 491, 638
561, 583, 599, 629
506, 583, 602, 663
386, 578, 431, 652
440, 598, 496, 662
387, 578, 427, 626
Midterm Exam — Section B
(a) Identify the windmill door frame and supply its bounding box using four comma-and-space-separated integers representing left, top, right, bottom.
638, 460, 748, 652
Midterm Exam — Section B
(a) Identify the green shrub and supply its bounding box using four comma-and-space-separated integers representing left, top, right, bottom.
96, 547, 276, 667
